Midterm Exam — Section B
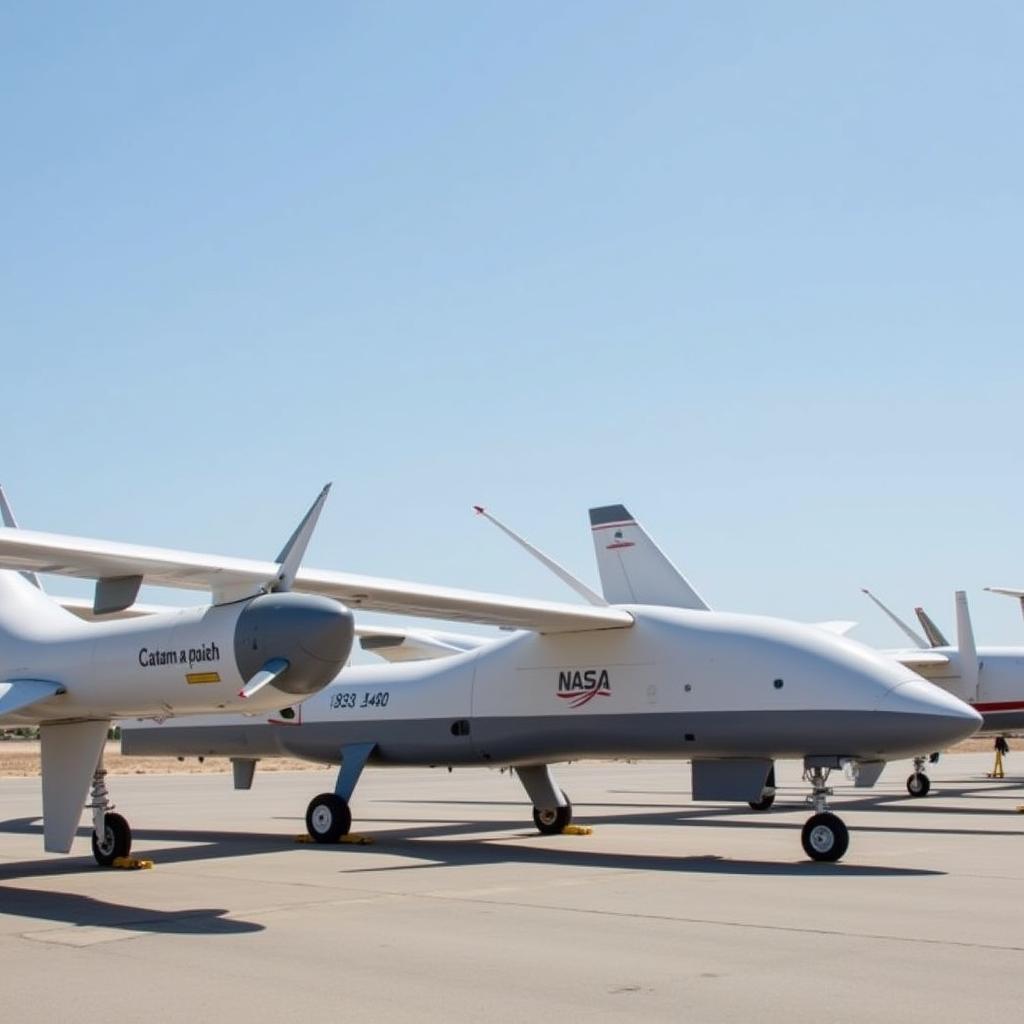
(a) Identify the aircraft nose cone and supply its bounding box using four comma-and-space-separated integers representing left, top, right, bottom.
876, 678, 982, 752
234, 593, 354, 697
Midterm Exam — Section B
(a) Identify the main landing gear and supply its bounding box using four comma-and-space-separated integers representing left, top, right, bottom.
517, 765, 573, 835
748, 764, 776, 810
906, 755, 932, 797
800, 764, 849, 862
88, 760, 132, 866
304, 742, 374, 845
533, 794, 573, 834
306, 792, 352, 843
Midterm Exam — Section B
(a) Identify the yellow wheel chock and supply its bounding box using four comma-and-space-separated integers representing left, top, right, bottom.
111, 856, 154, 870
296, 833, 374, 845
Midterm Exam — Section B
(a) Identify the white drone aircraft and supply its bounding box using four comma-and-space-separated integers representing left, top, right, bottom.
119, 504, 980, 862
861, 588, 1024, 795
0, 486, 354, 864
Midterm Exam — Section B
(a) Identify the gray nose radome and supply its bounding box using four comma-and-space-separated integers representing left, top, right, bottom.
234, 593, 354, 697
876, 679, 982, 752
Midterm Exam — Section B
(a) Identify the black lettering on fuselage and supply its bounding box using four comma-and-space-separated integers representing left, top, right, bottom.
138, 647, 179, 668
557, 669, 610, 692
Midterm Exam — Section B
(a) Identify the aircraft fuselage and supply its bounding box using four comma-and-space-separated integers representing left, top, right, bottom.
125, 605, 981, 766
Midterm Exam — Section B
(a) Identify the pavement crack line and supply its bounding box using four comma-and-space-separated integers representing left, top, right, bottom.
400, 890, 1024, 954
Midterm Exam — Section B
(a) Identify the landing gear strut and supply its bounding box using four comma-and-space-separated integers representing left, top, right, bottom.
800, 765, 848, 862
88, 760, 131, 866
906, 755, 931, 797
304, 742, 374, 845
748, 764, 776, 810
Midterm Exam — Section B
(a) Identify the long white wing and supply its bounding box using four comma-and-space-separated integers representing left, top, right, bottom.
0, 527, 632, 634
58, 596, 493, 662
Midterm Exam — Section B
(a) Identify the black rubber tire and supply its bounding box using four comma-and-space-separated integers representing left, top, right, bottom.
801, 812, 849, 862
305, 793, 352, 844
906, 772, 931, 797
533, 793, 573, 835
92, 812, 132, 866
749, 765, 776, 810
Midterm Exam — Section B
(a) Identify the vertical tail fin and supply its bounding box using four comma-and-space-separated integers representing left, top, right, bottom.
0, 485, 42, 590
588, 505, 709, 609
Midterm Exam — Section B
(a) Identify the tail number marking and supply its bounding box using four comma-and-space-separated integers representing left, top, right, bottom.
331, 691, 390, 711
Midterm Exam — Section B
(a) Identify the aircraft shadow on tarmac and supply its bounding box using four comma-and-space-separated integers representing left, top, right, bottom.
0, 816, 293, 882
0, 877, 262, 936
0, 810, 936, 879
371, 779, 1024, 837
5, 777, 1021, 883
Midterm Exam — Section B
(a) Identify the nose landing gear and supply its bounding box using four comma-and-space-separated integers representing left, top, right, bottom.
801, 764, 848, 862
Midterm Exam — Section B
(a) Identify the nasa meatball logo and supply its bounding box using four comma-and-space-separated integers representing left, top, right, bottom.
557, 669, 611, 709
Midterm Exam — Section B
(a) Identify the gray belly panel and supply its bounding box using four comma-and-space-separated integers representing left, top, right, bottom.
122, 708, 966, 766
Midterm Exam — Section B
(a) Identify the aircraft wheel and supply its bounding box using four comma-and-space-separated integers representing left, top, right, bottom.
533, 793, 572, 835
92, 812, 132, 866
801, 812, 849, 862
306, 793, 352, 844
906, 772, 931, 797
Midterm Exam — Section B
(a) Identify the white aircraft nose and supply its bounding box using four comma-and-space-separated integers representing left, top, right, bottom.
876, 677, 982, 749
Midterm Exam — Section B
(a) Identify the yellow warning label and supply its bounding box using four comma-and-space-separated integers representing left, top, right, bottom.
186, 672, 221, 685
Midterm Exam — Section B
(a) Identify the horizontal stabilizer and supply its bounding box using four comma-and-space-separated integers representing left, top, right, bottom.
813, 620, 857, 637
0, 679, 65, 718
58, 595, 174, 620
890, 650, 951, 670
358, 625, 490, 663
589, 505, 709, 610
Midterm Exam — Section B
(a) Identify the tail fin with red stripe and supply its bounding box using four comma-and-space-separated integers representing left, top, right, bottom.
588, 505, 709, 610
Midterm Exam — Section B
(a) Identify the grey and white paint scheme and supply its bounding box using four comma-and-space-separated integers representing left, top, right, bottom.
121, 504, 981, 863
0, 486, 354, 864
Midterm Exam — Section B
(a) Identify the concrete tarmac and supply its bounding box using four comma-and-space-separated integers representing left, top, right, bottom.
1, 753, 1023, 1023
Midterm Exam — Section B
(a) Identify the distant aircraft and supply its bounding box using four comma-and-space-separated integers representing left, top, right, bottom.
119, 504, 980, 862
0, 486, 354, 863
861, 588, 1024, 794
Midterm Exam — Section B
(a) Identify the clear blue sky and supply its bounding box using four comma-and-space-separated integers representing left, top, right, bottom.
2, 2, 1022, 646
